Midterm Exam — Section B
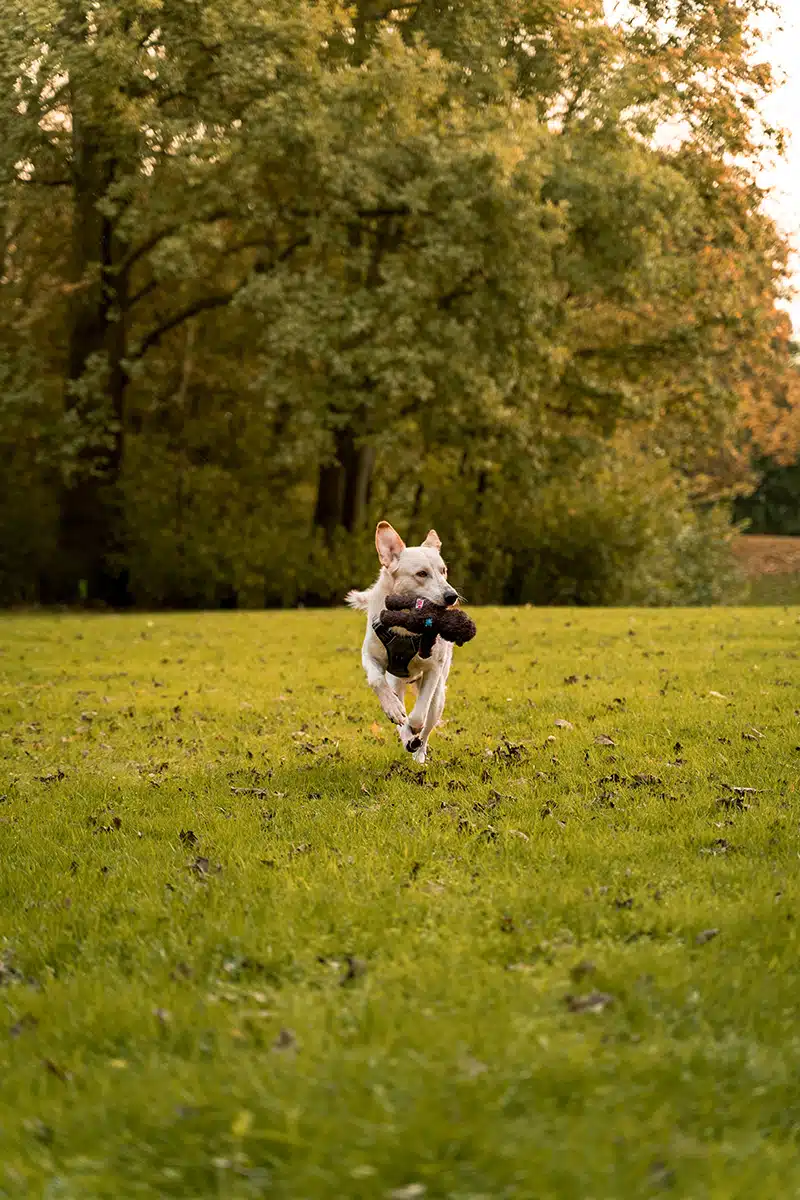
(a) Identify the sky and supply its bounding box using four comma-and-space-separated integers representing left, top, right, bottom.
759, 1, 800, 328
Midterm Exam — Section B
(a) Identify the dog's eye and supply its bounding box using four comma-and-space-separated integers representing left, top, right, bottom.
416, 570, 429, 579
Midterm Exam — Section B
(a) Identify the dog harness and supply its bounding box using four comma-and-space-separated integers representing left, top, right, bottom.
373, 599, 437, 677
372, 622, 424, 678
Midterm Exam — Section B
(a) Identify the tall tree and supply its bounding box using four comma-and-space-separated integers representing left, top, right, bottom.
0, 0, 791, 607
2, 0, 334, 600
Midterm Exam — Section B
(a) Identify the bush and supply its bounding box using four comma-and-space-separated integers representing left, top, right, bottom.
483, 436, 743, 607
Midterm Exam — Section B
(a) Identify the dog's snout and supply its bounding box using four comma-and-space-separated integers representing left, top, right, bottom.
443, 588, 458, 607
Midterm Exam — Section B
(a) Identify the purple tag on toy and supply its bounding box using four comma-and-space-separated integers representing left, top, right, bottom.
415, 598, 425, 610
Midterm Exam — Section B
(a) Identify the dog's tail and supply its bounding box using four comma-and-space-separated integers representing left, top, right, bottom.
344, 588, 371, 611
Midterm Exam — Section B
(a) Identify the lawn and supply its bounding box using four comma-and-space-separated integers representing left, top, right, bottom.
1, 606, 800, 1199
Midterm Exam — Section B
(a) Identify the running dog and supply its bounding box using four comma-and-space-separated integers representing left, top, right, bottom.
346, 521, 459, 765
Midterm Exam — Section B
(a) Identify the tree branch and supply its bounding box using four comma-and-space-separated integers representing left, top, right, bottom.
129, 278, 159, 308
130, 290, 242, 360
437, 268, 485, 311
130, 235, 312, 359
573, 325, 706, 362
116, 208, 232, 275
15, 174, 71, 187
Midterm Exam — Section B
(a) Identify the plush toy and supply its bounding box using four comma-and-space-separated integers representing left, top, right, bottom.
380, 593, 477, 659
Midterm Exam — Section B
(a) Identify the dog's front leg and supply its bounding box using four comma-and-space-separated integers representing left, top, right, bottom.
364, 653, 407, 725
399, 666, 441, 749
409, 677, 446, 764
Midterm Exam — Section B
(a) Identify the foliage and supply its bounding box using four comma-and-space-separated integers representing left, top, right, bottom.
0, 0, 794, 606
734, 458, 800, 536
477, 434, 743, 607
2, 607, 800, 1194
731, 318, 800, 536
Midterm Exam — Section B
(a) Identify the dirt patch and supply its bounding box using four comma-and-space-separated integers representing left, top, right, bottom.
732, 536, 800, 578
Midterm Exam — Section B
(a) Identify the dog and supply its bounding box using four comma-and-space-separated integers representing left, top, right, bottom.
346, 521, 459, 765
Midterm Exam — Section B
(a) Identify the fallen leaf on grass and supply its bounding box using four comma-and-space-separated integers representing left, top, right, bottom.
554, 719, 574, 730
708, 691, 728, 699
717, 794, 751, 812
570, 961, 596, 982
35, 770, 66, 784
695, 928, 720, 945
44, 1058, 71, 1082
0, 957, 23, 986
594, 735, 616, 747
272, 1027, 297, 1052
565, 991, 614, 1014
25, 1118, 53, 1144
649, 1160, 675, 1189
700, 839, 731, 856
341, 956, 367, 985
179, 829, 198, 846
370, 721, 385, 740
9, 1013, 38, 1037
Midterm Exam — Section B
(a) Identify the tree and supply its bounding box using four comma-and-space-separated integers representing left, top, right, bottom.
2, 0, 336, 601
0, 0, 792, 607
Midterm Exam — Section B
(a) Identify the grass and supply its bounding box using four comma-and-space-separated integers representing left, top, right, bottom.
741, 573, 800, 606
1, 606, 800, 1199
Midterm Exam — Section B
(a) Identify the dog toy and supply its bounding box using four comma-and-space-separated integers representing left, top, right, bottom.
380, 594, 477, 658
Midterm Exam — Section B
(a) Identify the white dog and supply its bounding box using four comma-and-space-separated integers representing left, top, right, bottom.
346, 521, 460, 765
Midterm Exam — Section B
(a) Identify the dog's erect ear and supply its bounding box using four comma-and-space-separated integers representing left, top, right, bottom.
422, 529, 441, 550
376, 521, 405, 568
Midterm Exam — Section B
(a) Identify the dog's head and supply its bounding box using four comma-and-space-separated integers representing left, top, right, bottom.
375, 521, 459, 606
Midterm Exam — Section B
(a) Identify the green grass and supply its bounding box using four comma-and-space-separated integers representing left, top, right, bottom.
2, 607, 800, 1199
741, 573, 800, 606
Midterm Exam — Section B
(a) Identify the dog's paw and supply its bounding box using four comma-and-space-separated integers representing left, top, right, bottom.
397, 722, 416, 749
412, 744, 427, 765
382, 695, 407, 725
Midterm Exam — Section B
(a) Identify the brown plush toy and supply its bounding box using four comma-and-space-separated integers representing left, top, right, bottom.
380, 593, 477, 659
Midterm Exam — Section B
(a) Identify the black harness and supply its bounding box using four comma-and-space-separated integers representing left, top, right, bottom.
372, 621, 437, 678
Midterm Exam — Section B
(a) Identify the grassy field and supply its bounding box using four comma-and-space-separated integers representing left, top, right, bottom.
2, 607, 800, 1199
741, 575, 800, 606
733, 536, 800, 606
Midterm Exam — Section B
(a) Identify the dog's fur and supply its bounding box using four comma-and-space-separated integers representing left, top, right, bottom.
346, 521, 459, 765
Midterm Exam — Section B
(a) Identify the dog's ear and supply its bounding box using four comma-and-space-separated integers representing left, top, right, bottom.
376, 521, 405, 568
422, 529, 441, 550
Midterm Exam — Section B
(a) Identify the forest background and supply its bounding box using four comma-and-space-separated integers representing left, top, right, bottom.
2, 0, 800, 610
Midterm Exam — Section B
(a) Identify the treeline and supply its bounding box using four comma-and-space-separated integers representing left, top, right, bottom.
1, 0, 797, 608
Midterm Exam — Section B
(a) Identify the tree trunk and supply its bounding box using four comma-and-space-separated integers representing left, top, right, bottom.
313, 427, 375, 540
47, 102, 131, 605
